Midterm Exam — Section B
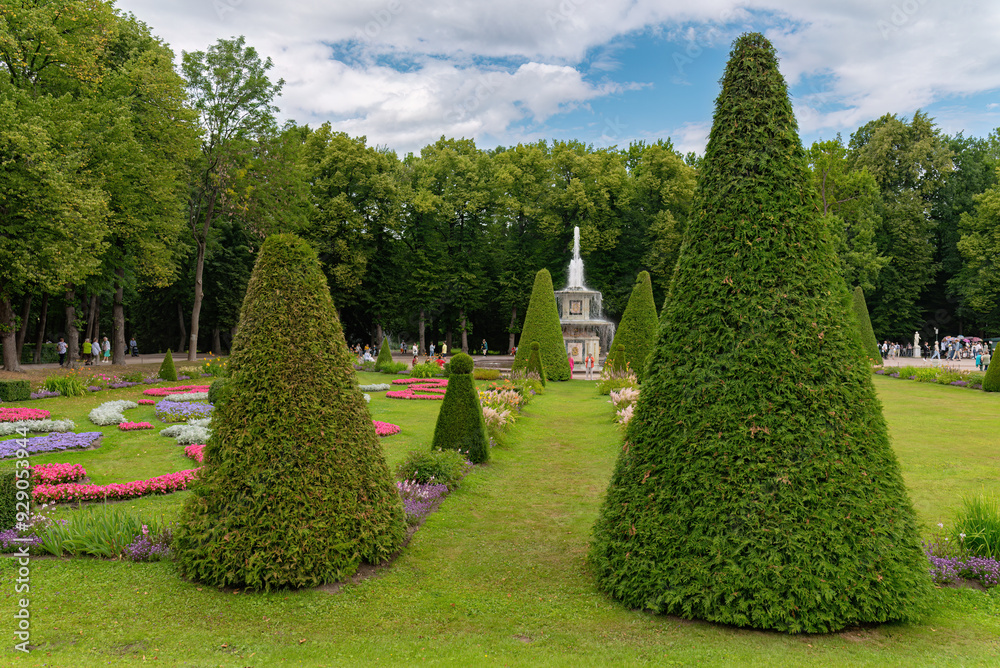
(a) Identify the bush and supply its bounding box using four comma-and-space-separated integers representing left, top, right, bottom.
42, 374, 87, 397
18, 342, 58, 364
410, 361, 440, 378
0, 379, 30, 402
473, 368, 500, 381
201, 357, 228, 377
0, 467, 27, 531
159, 349, 177, 382
430, 352, 489, 464
912, 367, 939, 382
37, 506, 165, 558
984, 355, 1000, 392
395, 450, 470, 489
173, 233, 404, 591
596, 367, 638, 395
526, 341, 546, 386
511, 268, 571, 381
604, 344, 627, 374
207, 378, 231, 408
375, 337, 393, 370
608, 271, 659, 381
851, 287, 882, 363
952, 493, 1000, 559
590, 33, 930, 633
378, 361, 409, 374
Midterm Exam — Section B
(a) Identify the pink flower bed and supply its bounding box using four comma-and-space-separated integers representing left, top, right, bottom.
138, 399, 155, 405
373, 421, 401, 437
0, 407, 51, 422
31, 463, 86, 485
119, 421, 154, 431
33, 469, 200, 504
386, 378, 448, 400
141, 385, 211, 397
184, 443, 205, 463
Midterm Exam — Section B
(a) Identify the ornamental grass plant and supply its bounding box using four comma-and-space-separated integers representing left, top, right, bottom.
173, 233, 405, 591
589, 33, 931, 633
952, 492, 1000, 559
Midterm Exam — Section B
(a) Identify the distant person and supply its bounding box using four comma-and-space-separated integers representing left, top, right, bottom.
412, 343, 418, 357
129, 336, 139, 357
481, 339, 488, 356
429, 342, 435, 356
568, 353, 574, 377
441, 342, 448, 356
585, 353, 595, 380
983, 349, 992, 372
91, 338, 101, 365
82, 338, 92, 366
56, 337, 67, 366
102, 336, 111, 363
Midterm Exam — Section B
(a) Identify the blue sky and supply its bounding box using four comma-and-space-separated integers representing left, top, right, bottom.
118, 0, 1000, 156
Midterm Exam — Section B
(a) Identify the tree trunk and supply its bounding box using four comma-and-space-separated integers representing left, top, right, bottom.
84, 293, 97, 340
92, 300, 99, 345
177, 302, 187, 354
112, 268, 126, 365
212, 327, 222, 355
508, 305, 517, 354
419, 308, 426, 355
33, 293, 49, 364
374, 322, 383, 350
65, 287, 79, 366
445, 329, 452, 353
460, 309, 468, 353
15, 293, 33, 361
188, 238, 206, 361
0, 297, 22, 372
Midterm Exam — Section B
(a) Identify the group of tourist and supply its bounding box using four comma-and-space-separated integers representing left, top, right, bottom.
55, 336, 141, 367
880, 338, 994, 364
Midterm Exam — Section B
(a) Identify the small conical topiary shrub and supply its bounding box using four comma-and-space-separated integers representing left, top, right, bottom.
983, 350, 1000, 392
590, 33, 930, 633
608, 271, 659, 380
512, 268, 571, 381
851, 287, 882, 363
375, 337, 393, 370
173, 233, 405, 591
430, 352, 489, 464
525, 341, 547, 386
159, 349, 177, 382
604, 344, 627, 374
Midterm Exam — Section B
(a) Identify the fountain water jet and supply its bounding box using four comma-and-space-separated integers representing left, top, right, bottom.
555, 227, 616, 364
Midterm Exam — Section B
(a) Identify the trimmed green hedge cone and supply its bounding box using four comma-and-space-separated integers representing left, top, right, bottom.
159, 349, 177, 382
174, 233, 405, 591
526, 341, 547, 385
375, 337, 393, 370
851, 287, 882, 364
512, 268, 571, 381
590, 33, 931, 633
605, 344, 626, 374
983, 352, 1000, 391
609, 271, 659, 380
430, 352, 489, 464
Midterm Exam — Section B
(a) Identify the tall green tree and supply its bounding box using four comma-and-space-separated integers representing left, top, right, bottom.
955, 166, 1000, 333
511, 269, 571, 381
182, 36, 284, 361
591, 33, 930, 632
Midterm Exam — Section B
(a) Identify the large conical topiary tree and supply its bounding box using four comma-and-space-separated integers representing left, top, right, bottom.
174, 233, 405, 591
430, 352, 489, 464
590, 33, 930, 633
608, 271, 659, 380
983, 348, 1000, 391
851, 286, 882, 363
375, 336, 393, 370
512, 269, 571, 381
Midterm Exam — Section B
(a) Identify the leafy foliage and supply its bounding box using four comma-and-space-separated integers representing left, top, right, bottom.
395, 449, 470, 489
375, 337, 393, 370
512, 269, 570, 381
0, 380, 30, 402
173, 233, 405, 590
526, 342, 547, 386
608, 272, 659, 381
604, 344, 627, 374
590, 33, 931, 633
984, 354, 1000, 392
851, 287, 883, 363
208, 378, 231, 407
42, 374, 87, 398
0, 468, 23, 531
430, 353, 489, 464
159, 349, 177, 382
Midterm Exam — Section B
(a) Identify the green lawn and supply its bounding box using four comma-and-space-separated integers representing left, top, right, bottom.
1, 373, 999, 666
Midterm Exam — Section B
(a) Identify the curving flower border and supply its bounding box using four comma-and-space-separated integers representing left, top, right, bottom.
387, 378, 448, 400
31, 463, 87, 485
142, 385, 211, 397
1, 407, 51, 422
33, 469, 199, 504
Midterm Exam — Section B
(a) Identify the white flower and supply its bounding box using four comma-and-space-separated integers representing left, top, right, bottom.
937, 523, 944, 528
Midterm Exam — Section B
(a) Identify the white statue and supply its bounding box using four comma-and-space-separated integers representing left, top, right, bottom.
913, 331, 921, 358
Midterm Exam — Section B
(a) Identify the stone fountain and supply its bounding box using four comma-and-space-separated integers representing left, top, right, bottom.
555, 227, 616, 363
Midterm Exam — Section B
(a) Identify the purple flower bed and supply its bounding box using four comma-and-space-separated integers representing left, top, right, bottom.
927, 548, 1000, 588
29, 390, 60, 400
890, 372, 900, 378
0, 528, 42, 551
874, 368, 885, 374
108, 381, 140, 389
396, 479, 450, 524
950, 380, 969, 387
155, 400, 214, 422
125, 528, 173, 562
0, 432, 103, 459
177, 375, 191, 381
88, 386, 102, 392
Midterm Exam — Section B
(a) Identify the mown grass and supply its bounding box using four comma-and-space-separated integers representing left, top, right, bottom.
0, 375, 999, 666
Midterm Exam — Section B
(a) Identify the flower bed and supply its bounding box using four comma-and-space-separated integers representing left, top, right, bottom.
138, 399, 155, 405
0, 419, 75, 437
31, 463, 87, 485
163, 391, 209, 402
396, 479, 450, 524
88, 400, 139, 426
184, 444, 205, 463
160, 424, 211, 445
373, 421, 401, 437
386, 378, 448, 400
33, 468, 200, 504
0, 432, 102, 459
927, 548, 1000, 588
0, 407, 51, 422
359, 383, 391, 392
119, 421, 154, 431
142, 385, 211, 397
29, 390, 61, 400
155, 400, 213, 422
